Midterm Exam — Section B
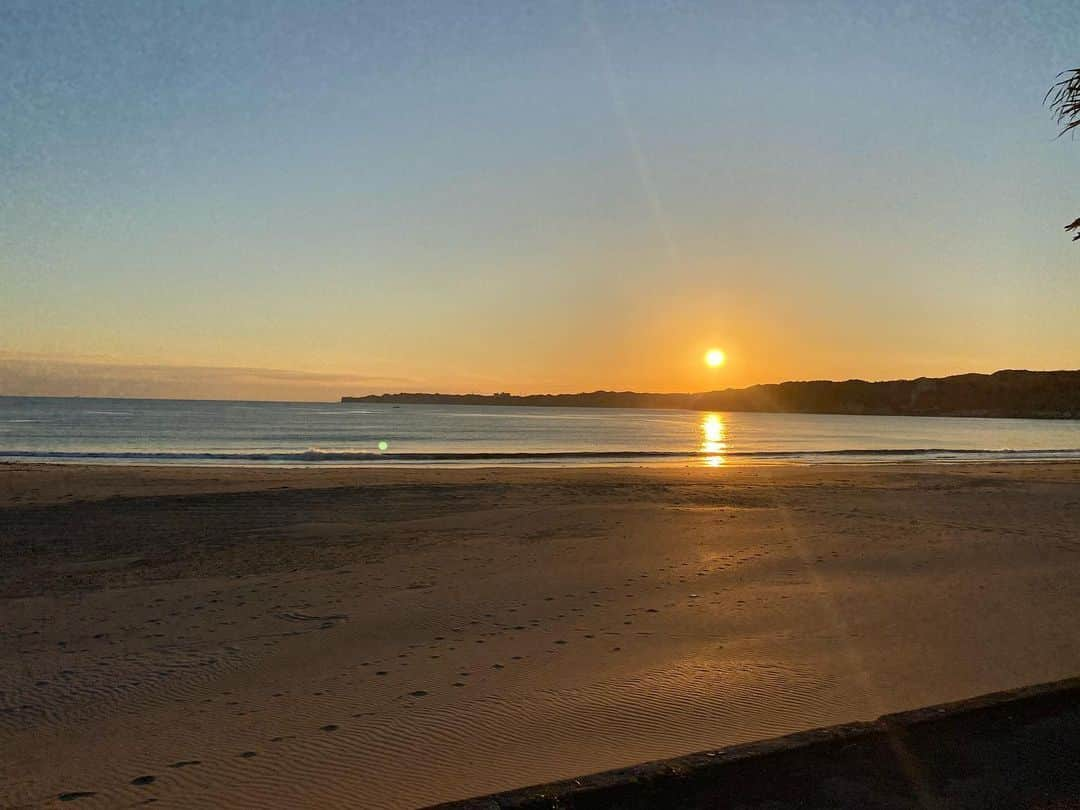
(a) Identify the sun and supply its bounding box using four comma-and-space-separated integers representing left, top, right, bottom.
704, 348, 726, 368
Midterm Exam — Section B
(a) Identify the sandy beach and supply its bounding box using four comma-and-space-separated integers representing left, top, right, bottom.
2, 461, 1079, 808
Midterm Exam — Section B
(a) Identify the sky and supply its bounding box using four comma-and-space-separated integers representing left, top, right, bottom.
3, 0, 1080, 401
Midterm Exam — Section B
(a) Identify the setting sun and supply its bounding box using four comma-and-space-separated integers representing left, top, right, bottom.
705, 349, 726, 368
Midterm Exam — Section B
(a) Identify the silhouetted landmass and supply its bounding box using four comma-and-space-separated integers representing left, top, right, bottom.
343, 370, 1080, 419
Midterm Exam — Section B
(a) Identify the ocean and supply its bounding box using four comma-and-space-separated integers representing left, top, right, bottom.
2, 396, 1080, 466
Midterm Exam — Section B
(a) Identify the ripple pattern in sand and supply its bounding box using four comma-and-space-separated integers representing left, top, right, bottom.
31, 657, 857, 809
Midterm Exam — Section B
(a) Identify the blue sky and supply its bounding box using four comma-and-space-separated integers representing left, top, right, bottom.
3, 1, 1079, 399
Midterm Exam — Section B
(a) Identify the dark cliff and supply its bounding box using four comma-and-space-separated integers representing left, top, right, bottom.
343, 370, 1080, 419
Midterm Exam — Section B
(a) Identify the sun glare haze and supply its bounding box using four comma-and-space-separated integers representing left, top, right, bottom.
3, 3, 1080, 400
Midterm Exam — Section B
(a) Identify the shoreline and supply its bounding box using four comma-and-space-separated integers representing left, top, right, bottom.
6, 457, 1080, 503
6, 446, 1080, 469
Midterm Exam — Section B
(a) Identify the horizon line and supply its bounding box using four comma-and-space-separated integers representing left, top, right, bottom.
6, 367, 1079, 406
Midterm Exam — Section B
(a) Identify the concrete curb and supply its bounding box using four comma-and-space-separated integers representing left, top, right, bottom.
428, 676, 1080, 809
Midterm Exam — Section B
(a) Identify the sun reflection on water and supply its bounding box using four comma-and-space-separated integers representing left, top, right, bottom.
700, 413, 727, 466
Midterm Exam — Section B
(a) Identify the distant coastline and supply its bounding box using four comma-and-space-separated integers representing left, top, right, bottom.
344, 369, 1080, 420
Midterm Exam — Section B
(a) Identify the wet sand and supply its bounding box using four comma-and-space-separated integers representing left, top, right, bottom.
2, 462, 1079, 808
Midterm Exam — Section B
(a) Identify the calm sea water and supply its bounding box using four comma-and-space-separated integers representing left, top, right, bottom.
2, 396, 1080, 466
